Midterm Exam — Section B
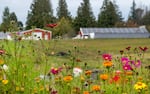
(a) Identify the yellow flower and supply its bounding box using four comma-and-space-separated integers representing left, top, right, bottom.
20, 87, 24, 92
0, 59, 4, 65
2, 79, 8, 85
63, 75, 73, 82
16, 86, 20, 91
100, 74, 108, 80
40, 85, 44, 91
134, 82, 147, 90
92, 85, 100, 91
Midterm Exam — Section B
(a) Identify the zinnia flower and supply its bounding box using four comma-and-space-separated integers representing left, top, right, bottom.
2, 79, 8, 85
50, 67, 62, 75
85, 70, 92, 76
132, 60, 141, 68
73, 67, 83, 77
102, 54, 112, 61
83, 91, 89, 94
126, 46, 131, 51
139, 46, 148, 52
0, 59, 4, 65
103, 61, 113, 68
121, 57, 129, 65
92, 85, 100, 91
63, 75, 73, 82
0, 50, 5, 55
123, 64, 132, 71
134, 82, 147, 90
100, 74, 108, 81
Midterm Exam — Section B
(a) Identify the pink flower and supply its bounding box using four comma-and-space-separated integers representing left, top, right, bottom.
132, 60, 141, 68
0, 50, 5, 55
123, 64, 132, 71
121, 57, 129, 65
102, 54, 112, 61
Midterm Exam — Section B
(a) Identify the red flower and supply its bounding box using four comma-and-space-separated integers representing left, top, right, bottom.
139, 46, 148, 52
113, 75, 120, 82
126, 46, 131, 51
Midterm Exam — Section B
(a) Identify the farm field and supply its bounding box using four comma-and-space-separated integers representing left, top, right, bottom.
0, 38, 150, 94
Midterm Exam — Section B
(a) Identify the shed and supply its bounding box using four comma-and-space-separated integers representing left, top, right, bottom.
21, 28, 52, 40
79, 26, 150, 39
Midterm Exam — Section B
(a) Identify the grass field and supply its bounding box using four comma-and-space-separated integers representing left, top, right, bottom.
0, 38, 150, 94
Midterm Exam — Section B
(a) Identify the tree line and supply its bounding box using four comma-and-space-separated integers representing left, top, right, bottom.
0, 0, 150, 38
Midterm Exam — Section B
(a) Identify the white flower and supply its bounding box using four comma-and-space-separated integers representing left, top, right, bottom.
3, 64, 9, 71
73, 67, 83, 77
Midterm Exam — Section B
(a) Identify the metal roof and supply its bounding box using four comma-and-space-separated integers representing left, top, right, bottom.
80, 27, 149, 35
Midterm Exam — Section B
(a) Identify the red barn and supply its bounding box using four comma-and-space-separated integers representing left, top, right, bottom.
22, 28, 52, 40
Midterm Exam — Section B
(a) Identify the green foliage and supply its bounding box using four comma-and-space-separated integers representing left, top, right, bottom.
73, 0, 96, 32
0, 7, 22, 32
142, 11, 150, 25
57, 0, 72, 20
98, 0, 123, 27
53, 17, 75, 38
26, 0, 55, 29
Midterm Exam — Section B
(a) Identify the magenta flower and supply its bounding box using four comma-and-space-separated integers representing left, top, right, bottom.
121, 57, 129, 65
123, 64, 132, 71
132, 60, 141, 68
102, 54, 112, 61
50, 67, 62, 75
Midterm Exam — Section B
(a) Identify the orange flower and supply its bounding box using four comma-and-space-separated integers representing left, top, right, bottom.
85, 70, 92, 76
103, 61, 113, 67
100, 74, 108, 80
92, 85, 100, 91
125, 71, 133, 76
63, 75, 73, 82
83, 91, 90, 94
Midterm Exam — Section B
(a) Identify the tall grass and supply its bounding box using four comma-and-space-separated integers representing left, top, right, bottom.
0, 38, 149, 94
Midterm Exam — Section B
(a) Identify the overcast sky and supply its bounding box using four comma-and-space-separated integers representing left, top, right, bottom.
0, 0, 150, 25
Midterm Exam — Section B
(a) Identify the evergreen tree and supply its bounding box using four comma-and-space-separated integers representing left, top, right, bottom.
26, 0, 55, 29
0, 7, 10, 31
141, 11, 150, 25
98, 0, 122, 27
73, 0, 96, 32
57, 0, 71, 20
0, 7, 21, 32
128, 0, 137, 23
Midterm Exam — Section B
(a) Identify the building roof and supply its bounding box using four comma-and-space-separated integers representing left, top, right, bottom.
80, 27, 149, 35
21, 28, 52, 34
